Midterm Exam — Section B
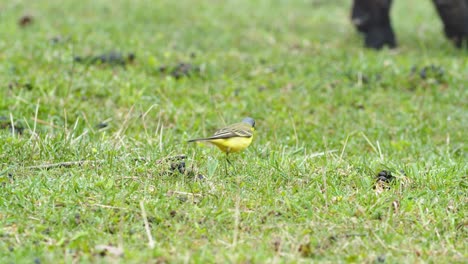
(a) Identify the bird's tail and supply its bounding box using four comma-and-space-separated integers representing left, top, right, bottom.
187, 138, 211, 143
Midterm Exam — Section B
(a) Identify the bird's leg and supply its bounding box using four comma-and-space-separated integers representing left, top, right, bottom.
224, 153, 230, 176
226, 152, 239, 176
224, 153, 237, 176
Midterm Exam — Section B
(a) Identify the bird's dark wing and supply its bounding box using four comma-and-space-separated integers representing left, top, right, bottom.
209, 123, 253, 139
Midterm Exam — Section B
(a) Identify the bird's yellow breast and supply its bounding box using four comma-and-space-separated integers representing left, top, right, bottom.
207, 136, 253, 153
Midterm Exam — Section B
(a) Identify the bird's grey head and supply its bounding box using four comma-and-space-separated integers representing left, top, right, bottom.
242, 117, 255, 128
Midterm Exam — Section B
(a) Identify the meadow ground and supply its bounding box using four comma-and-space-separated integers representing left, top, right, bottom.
0, 0, 467, 263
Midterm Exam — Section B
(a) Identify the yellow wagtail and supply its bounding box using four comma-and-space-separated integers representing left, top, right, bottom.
188, 117, 255, 154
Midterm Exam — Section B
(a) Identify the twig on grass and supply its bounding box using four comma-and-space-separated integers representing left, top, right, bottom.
339, 133, 353, 162
9, 113, 15, 137
114, 105, 134, 143
166, 190, 203, 198
31, 118, 62, 129
31, 99, 40, 140
24, 154, 188, 171
232, 193, 240, 248
25, 160, 102, 170
140, 201, 155, 249
90, 203, 128, 211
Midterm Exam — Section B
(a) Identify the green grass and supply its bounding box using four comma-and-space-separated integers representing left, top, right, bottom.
1, 0, 467, 262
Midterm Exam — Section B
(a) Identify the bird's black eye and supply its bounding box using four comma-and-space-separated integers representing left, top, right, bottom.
252, 121, 256, 128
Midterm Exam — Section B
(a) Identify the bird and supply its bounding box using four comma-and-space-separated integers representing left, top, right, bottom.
188, 117, 256, 155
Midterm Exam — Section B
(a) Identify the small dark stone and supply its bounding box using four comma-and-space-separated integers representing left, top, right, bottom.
376, 255, 386, 263
74, 51, 135, 66
170, 161, 185, 174
127, 53, 136, 62
177, 162, 185, 173
94, 52, 124, 65
374, 170, 395, 191
158, 66, 167, 73
171, 63, 191, 79
24, 83, 33, 90
196, 174, 206, 181
74, 213, 81, 225
420, 68, 427, 79
169, 210, 177, 217
162, 62, 200, 79
378, 170, 390, 177
419, 65, 445, 80
376, 170, 394, 183
19, 15, 33, 27
96, 122, 108, 129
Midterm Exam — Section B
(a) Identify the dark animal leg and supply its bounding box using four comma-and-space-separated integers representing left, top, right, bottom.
351, 0, 396, 49
224, 153, 231, 176
432, 0, 468, 48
